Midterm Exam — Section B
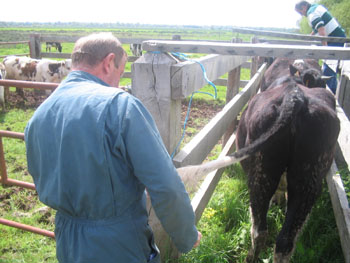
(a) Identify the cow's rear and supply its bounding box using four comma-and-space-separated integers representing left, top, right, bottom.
236, 83, 340, 262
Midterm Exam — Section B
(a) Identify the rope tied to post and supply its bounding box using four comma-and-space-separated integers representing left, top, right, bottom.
170, 52, 218, 158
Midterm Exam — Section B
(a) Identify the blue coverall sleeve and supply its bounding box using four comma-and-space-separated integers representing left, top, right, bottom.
112, 93, 198, 253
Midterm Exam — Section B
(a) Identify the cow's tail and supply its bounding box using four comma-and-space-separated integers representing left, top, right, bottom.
231, 84, 306, 160
177, 84, 306, 193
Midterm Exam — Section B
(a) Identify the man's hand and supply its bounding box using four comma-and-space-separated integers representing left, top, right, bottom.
193, 231, 202, 248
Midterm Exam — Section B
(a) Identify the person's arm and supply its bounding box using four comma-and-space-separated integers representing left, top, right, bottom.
117, 94, 200, 252
317, 26, 328, 45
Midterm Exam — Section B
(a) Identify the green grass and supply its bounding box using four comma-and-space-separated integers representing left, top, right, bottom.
0, 107, 57, 263
175, 165, 344, 263
0, 43, 30, 56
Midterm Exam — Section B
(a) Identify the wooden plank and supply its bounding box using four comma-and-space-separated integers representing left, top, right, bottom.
171, 54, 248, 99
335, 103, 350, 167
40, 36, 165, 45
258, 38, 321, 46
0, 41, 29, 46
337, 61, 350, 119
40, 52, 140, 64
173, 63, 267, 167
330, 100, 350, 263
213, 79, 248, 87
127, 56, 139, 62
337, 74, 347, 108
326, 162, 350, 263
0, 54, 29, 59
223, 38, 242, 147
142, 40, 350, 60
250, 37, 259, 78
191, 130, 237, 224
338, 76, 350, 119
41, 52, 71, 59
231, 27, 350, 43
40, 35, 80, 43
38, 36, 229, 45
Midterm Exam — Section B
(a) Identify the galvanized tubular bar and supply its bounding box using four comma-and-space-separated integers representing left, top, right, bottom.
0, 131, 35, 190
0, 136, 9, 185
0, 130, 50, 237
0, 79, 59, 90
4, 178, 35, 190
0, 130, 25, 139
0, 218, 55, 238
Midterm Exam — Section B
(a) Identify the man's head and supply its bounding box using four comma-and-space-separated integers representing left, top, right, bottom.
295, 1, 311, 16
71, 32, 127, 88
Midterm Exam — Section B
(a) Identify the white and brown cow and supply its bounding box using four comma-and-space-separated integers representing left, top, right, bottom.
2, 56, 71, 83
235, 61, 340, 262
1, 56, 71, 102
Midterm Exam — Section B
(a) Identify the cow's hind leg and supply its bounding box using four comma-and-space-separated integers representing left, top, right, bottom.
246, 154, 283, 263
273, 169, 323, 263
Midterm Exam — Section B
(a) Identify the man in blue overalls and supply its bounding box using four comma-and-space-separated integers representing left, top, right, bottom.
25, 32, 201, 263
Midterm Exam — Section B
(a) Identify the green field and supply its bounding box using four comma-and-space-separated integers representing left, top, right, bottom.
0, 26, 346, 263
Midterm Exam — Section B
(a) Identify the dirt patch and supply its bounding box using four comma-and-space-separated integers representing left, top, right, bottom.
5, 89, 224, 136
0, 187, 37, 213
5, 89, 49, 110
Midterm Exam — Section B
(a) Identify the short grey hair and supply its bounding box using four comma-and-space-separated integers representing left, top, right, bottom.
71, 32, 127, 68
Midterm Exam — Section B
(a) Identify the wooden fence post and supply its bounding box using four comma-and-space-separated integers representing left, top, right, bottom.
29, 34, 41, 59
131, 52, 182, 261
223, 38, 242, 146
131, 52, 181, 154
337, 60, 350, 119
250, 36, 259, 79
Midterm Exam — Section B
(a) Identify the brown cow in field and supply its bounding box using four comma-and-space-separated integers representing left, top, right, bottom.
236, 63, 340, 262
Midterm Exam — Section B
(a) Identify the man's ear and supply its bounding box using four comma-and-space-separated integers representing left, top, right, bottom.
102, 53, 116, 73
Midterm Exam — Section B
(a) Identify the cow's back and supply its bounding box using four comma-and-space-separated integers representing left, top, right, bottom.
237, 84, 338, 171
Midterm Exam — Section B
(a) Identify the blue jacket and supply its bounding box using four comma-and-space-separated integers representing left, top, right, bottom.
25, 71, 198, 263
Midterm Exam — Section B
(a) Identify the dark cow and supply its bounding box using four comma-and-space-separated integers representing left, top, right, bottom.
260, 57, 328, 92
236, 69, 340, 262
46, 42, 62, 53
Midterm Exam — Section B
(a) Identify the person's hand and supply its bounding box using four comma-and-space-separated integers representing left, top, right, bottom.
193, 231, 202, 248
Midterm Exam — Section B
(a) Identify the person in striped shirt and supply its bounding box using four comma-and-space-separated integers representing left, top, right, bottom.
295, 1, 346, 94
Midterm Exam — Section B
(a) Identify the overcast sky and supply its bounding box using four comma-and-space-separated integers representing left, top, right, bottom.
2, 0, 302, 28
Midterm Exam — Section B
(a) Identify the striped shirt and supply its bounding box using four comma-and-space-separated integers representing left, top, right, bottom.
307, 4, 345, 37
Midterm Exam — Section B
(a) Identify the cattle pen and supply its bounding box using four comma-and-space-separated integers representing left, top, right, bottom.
0, 31, 350, 262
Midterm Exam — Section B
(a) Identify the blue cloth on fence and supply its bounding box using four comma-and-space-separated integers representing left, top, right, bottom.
323, 31, 346, 94
25, 70, 198, 263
